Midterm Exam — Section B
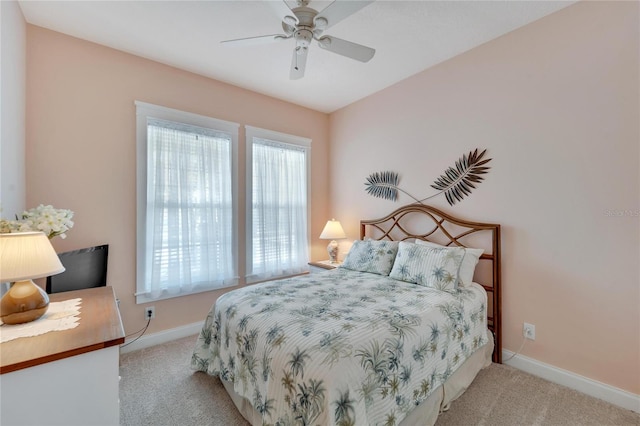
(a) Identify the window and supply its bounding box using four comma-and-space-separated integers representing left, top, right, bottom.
246, 126, 311, 283
136, 101, 238, 303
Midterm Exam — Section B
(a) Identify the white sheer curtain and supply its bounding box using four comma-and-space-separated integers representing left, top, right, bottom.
250, 138, 309, 281
144, 118, 236, 298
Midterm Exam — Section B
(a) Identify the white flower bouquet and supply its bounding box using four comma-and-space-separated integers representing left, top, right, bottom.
0, 204, 74, 239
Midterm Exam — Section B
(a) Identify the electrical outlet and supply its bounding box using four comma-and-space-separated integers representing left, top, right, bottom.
523, 322, 535, 340
145, 306, 155, 320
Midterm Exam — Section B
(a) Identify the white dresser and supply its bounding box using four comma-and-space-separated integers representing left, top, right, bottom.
0, 286, 125, 426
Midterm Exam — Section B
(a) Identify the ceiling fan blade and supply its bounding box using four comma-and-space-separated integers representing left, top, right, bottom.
290, 46, 308, 80
314, 1, 374, 30
221, 34, 289, 47
317, 36, 375, 62
267, 0, 298, 25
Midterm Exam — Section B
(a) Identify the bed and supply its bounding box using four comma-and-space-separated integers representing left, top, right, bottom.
192, 203, 501, 425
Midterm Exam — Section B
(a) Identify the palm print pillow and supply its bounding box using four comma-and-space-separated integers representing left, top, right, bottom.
340, 239, 399, 276
390, 241, 465, 292
415, 239, 484, 288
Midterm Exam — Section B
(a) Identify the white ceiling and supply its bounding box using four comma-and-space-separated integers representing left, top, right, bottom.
18, 0, 576, 113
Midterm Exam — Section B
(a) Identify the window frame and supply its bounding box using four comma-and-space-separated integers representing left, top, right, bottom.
245, 125, 312, 283
135, 101, 239, 304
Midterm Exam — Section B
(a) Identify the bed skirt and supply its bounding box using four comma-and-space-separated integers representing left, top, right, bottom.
221, 330, 494, 426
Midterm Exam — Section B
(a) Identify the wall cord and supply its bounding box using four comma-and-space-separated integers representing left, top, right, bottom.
502, 335, 527, 362
120, 318, 151, 348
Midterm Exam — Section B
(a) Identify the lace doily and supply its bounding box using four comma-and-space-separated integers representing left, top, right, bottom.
0, 298, 82, 343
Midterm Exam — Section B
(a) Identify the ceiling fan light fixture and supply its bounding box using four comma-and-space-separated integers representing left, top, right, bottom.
294, 28, 313, 47
223, 0, 376, 80
318, 36, 331, 48
314, 16, 328, 30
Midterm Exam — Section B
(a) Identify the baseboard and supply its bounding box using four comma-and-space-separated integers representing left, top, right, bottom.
503, 349, 640, 413
119, 321, 204, 354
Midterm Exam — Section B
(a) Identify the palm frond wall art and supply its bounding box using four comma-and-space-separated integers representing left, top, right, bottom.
364, 149, 492, 206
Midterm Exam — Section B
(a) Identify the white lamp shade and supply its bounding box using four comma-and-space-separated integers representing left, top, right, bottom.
319, 219, 346, 240
0, 232, 65, 282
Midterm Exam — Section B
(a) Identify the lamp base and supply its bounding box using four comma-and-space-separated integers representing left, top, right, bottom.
0, 280, 50, 325
327, 240, 339, 263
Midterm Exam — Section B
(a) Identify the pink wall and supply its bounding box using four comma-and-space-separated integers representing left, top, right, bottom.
25, 26, 329, 338
329, 1, 639, 394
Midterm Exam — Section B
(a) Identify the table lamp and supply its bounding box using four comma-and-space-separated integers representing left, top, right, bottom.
0, 232, 65, 324
319, 219, 346, 263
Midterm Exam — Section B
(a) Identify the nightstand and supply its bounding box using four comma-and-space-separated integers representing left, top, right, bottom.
308, 260, 342, 271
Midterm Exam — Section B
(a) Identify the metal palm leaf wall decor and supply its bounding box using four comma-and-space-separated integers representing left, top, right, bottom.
364, 149, 492, 206
364, 171, 401, 201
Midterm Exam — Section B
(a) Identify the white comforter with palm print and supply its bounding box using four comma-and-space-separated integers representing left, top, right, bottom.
192, 268, 488, 426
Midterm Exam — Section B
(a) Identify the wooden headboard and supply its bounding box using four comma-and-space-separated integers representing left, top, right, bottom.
360, 203, 502, 363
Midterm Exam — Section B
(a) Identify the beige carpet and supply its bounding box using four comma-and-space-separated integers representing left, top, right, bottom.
119, 335, 639, 426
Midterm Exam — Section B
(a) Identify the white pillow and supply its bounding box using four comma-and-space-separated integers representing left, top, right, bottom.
415, 240, 484, 288
389, 241, 465, 293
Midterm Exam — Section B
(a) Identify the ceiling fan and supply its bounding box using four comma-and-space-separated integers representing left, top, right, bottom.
222, 0, 376, 80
